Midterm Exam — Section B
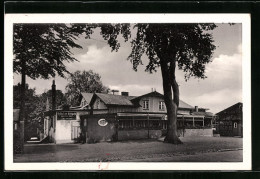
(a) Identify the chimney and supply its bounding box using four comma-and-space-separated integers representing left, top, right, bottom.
52, 80, 56, 111
111, 89, 119, 95
121, 92, 129, 96
195, 106, 198, 112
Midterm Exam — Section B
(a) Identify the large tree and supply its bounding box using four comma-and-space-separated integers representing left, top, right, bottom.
127, 24, 216, 144
13, 23, 85, 151
76, 23, 216, 144
65, 70, 109, 106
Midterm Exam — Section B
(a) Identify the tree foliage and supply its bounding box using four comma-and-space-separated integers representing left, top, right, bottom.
65, 70, 109, 106
13, 24, 84, 79
78, 23, 217, 144
13, 23, 217, 144
127, 24, 216, 80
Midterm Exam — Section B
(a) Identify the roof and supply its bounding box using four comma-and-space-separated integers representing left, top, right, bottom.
90, 91, 194, 109
95, 93, 135, 106
192, 111, 215, 117
13, 109, 20, 122
215, 102, 242, 115
132, 91, 194, 109
179, 100, 194, 109
81, 93, 94, 104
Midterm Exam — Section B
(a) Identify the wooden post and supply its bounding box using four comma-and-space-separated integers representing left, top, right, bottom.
115, 115, 118, 141
147, 113, 150, 139
132, 116, 135, 128
203, 117, 205, 127
182, 115, 185, 137
193, 117, 195, 127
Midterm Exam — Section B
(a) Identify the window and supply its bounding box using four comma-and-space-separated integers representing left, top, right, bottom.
234, 122, 237, 128
96, 99, 100, 109
143, 100, 149, 110
119, 120, 133, 129
159, 101, 165, 110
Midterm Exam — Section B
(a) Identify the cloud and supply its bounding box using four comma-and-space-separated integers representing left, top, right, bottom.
178, 44, 242, 113
192, 88, 242, 113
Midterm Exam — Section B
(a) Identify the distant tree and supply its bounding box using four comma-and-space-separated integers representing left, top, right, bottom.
41, 89, 67, 110
75, 23, 217, 144
65, 70, 109, 106
13, 84, 40, 141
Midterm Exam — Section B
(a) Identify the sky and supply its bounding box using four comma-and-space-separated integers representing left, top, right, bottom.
13, 23, 242, 114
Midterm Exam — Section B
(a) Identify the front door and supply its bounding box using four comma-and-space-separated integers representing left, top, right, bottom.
71, 121, 80, 142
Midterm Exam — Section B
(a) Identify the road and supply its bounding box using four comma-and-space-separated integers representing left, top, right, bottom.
14, 136, 243, 162
125, 150, 243, 162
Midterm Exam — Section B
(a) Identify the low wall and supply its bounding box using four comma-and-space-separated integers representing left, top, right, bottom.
183, 128, 213, 137
118, 129, 162, 141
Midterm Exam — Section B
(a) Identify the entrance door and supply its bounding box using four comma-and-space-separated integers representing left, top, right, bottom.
71, 121, 80, 142
233, 121, 241, 136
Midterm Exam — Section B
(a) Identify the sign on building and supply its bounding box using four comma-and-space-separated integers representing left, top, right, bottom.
57, 111, 76, 120
98, 118, 108, 126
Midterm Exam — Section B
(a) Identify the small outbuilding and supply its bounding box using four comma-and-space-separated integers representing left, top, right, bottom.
215, 102, 243, 137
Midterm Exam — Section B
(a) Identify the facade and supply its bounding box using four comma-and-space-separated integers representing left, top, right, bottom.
215, 102, 243, 137
44, 88, 215, 144
80, 91, 215, 143
44, 109, 90, 144
43, 81, 92, 144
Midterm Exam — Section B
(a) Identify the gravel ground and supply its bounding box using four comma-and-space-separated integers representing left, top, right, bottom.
14, 136, 243, 162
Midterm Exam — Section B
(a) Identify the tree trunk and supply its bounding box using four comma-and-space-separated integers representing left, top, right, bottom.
160, 60, 182, 144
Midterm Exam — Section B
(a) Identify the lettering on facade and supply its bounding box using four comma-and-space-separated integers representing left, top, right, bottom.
57, 111, 76, 120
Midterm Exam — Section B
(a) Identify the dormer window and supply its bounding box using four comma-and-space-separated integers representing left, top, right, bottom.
143, 100, 149, 110
159, 101, 165, 111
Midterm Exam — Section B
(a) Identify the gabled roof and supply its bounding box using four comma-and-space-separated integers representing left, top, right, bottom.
179, 100, 194, 109
89, 91, 195, 109
215, 102, 242, 115
81, 93, 94, 104
93, 93, 135, 106
132, 91, 194, 109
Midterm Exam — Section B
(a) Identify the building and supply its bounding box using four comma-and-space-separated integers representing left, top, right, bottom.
44, 82, 215, 144
43, 81, 91, 144
215, 102, 243, 137
80, 91, 215, 143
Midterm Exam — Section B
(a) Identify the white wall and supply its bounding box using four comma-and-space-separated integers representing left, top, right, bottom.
55, 111, 89, 144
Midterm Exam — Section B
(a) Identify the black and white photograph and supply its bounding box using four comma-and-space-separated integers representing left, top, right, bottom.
4, 14, 251, 170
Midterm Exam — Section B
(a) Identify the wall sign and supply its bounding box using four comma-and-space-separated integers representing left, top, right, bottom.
98, 118, 108, 126
57, 111, 76, 120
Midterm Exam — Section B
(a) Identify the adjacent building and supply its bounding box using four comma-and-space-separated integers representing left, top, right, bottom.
215, 102, 243, 137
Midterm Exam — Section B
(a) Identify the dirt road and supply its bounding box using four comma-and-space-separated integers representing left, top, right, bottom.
14, 136, 243, 162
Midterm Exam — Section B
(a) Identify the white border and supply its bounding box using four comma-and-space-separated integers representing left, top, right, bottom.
4, 13, 251, 171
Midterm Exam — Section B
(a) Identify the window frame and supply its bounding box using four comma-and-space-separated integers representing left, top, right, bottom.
234, 122, 237, 128
143, 100, 149, 110
159, 101, 165, 111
